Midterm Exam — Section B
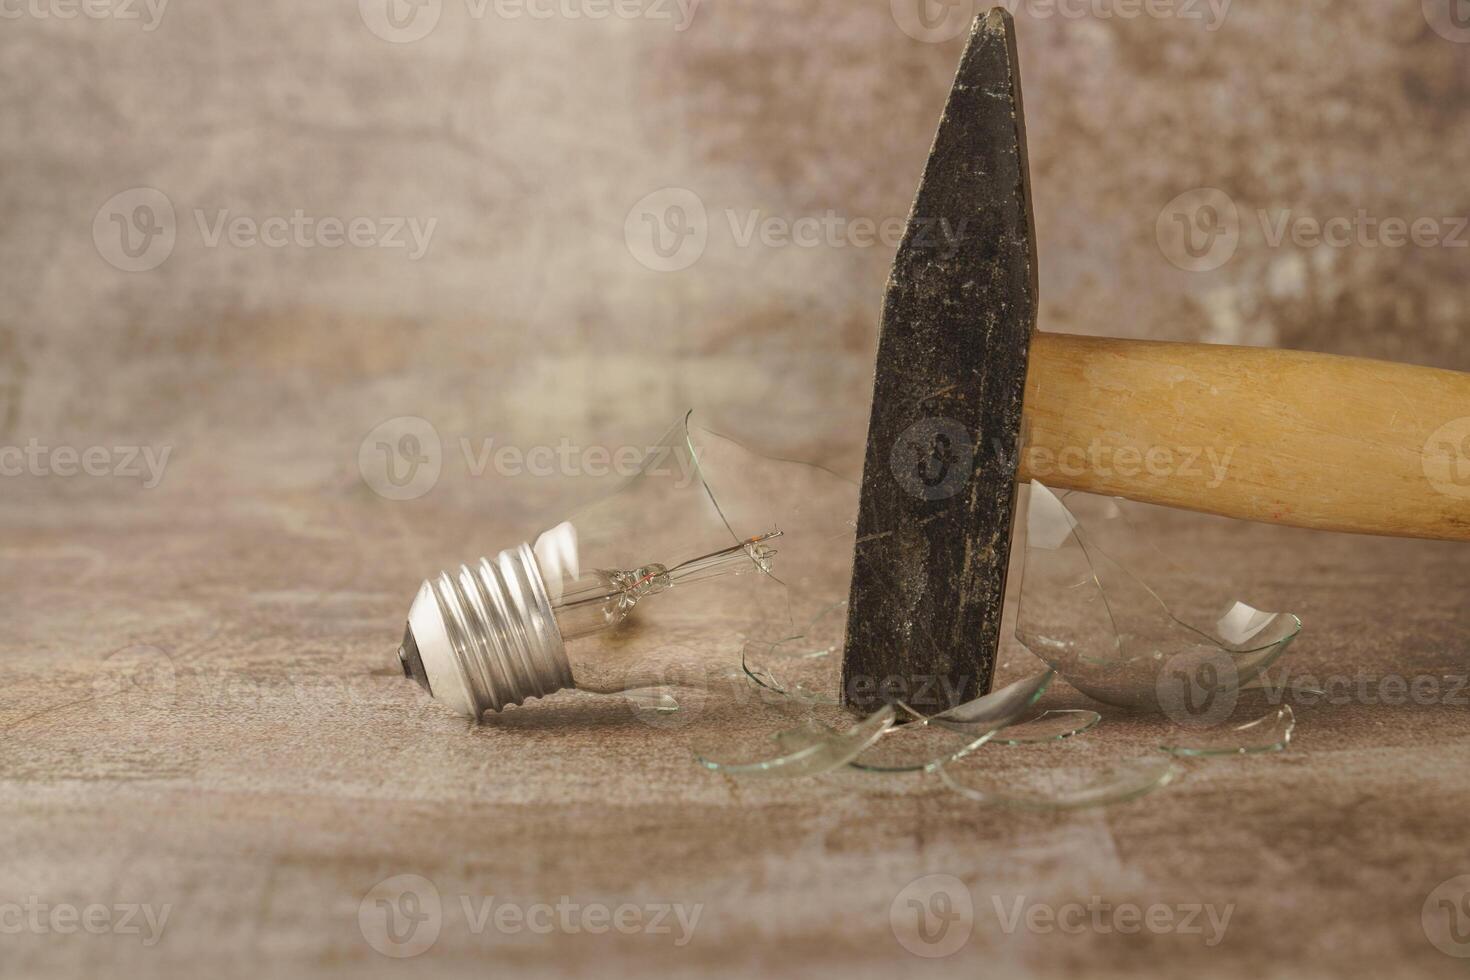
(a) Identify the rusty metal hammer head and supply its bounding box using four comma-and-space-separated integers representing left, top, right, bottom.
842, 8, 1038, 714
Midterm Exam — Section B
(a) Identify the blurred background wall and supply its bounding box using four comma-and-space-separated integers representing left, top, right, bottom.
3, 0, 1468, 512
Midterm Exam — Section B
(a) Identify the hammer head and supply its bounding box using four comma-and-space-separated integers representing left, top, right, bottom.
841, 8, 1038, 714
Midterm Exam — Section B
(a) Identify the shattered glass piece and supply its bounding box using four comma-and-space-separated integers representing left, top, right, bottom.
540, 412, 862, 703
621, 688, 681, 713
1160, 705, 1295, 756
844, 671, 1055, 773
740, 601, 846, 706
1016, 482, 1302, 711
939, 748, 1182, 810
927, 670, 1054, 731
694, 704, 895, 778
992, 708, 1101, 745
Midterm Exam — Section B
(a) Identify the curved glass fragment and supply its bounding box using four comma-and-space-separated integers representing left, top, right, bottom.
1016, 482, 1302, 710
939, 747, 1182, 810
693, 704, 894, 778
992, 709, 1101, 745
1160, 705, 1295, 756
740, 600, 847, 707
844, 670, 1055, 773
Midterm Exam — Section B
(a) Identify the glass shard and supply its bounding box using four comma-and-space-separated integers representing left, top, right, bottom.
926, 670, 1054, 731
992, 709, 1101, 745
694, 704, 895, 778
622, 688, 681, 714
740, 600, 846, 707
1160, 705, 1296, 756
1016, 482, 1302, 712
845, 671, 1055, 773
939, 747, 1182, 810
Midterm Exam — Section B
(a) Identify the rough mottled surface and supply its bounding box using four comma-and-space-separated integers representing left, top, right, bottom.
3, 0, 1470, 977
844, 11, 1036, 713
4, 477, 1470, 978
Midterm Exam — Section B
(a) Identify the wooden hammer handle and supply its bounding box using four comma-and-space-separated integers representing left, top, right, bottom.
1019, 333, 1470, 540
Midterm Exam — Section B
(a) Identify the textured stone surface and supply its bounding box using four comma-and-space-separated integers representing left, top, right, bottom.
3, 1, 1470, 976
3, 475, 1470, 978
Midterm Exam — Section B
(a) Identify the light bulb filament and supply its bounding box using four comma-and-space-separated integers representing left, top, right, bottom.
548, 530, 783, 638
658, 530, 782, 585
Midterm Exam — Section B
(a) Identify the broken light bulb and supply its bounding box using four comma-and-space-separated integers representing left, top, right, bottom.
396, 414, 851, 718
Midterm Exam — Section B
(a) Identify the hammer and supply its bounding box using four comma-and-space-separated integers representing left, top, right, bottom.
841, 8, 1470, 714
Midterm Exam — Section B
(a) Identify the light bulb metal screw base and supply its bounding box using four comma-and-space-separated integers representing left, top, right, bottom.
401, 543, 573, 718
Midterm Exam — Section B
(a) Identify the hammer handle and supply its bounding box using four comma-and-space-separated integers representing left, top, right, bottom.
1019, 333, 1470, 540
